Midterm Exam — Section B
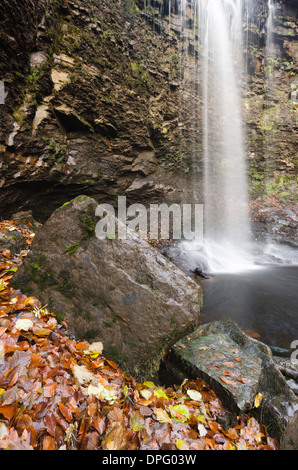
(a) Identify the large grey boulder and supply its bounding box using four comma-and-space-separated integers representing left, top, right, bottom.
12, 195, 202, 380
168, 319, 298, 450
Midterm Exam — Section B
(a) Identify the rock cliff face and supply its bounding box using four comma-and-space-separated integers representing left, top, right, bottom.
0, 0, 193, 221
245, 1, 297, 194
0, 0, 297, 230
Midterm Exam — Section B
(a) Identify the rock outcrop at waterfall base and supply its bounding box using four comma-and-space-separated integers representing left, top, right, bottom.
12, 195, 202, 379
166, 319, 298, 450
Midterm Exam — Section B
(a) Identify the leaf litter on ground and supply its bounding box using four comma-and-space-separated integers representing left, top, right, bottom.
0, 221, 279, 450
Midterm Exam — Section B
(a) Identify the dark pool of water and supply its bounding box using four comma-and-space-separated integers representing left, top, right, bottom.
199, 265, 298, 350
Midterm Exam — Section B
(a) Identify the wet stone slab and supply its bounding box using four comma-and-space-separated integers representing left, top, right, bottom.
172, 328, 263, 413
169, 319, 298, 449
174, 332, 263, 412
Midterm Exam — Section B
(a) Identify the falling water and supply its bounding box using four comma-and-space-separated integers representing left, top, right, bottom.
263, 0, 277, 177
180, 0, 255, 273
266, 0, 276, 56
145, 0, 296, 272
202, 0, 251, 268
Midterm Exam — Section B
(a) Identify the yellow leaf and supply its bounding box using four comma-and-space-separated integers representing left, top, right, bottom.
176, 439, 189, 450
254, 393, 264, 408
154, 408, 172, 424
186, 389, 202, 402
169, 404, 190, 423
15, 319, 33, 331
33, 327, 52, 337
90, 353, 100, 359
140, 389, 152, 400
196, 414, 206, 423
199, 346, 211, 350
129, 411, 144, 432
143, 381, 156, 389
122, 385, 129, 399
153, 389, 168, 400
88, 383, 105, 399
24, 297, 37, 307
0, 389, 5, 395
85, 341, 103, 358
236, 442, 247, 450
197, 423, 208, 437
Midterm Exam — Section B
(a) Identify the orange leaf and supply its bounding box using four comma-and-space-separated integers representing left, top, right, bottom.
102, 422, 126, 450
92, 416, 106, 435
225, 427, 239, 440
208, 421, 220, 433
67, 397, 79, 415
76, 341, 89, 350
59, 402, 73, 422
237, 377, 251, 384
42, 435, 57, 450
44, 411, 57, 437
24, 297, 38, 307
43, 382, 57, 398
2, 249, 11, 259
0, 404, 16, 420
32, 326, 52, 337
223, 371, 241, 378
30, 353, 46, 367
87, 403, 97, 419
0, 327, 7, 337
219, 377, 238, 389
244, 329, 261, 339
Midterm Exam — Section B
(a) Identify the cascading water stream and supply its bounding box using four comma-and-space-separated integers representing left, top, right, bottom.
169, 0, 297, 274
180, 0, 255, 273
263, 0, 277, 183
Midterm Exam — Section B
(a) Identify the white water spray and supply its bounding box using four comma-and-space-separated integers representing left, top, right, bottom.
181, 0, 254, 273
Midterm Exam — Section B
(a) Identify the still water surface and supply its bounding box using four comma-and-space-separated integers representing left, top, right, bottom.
199, 265, 298, 350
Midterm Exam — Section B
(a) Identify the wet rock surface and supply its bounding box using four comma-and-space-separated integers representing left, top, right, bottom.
251, 198, 298, 248
166, 319, 298, 449
0, 231, 28, 257
12, 195, 202, 380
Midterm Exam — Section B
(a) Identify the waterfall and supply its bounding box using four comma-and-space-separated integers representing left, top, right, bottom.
157, 0, 297, 272
266, 0, 276, 55
181, 0, 255, 273
201, 0, 250, 258
264, 0, 277, 176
